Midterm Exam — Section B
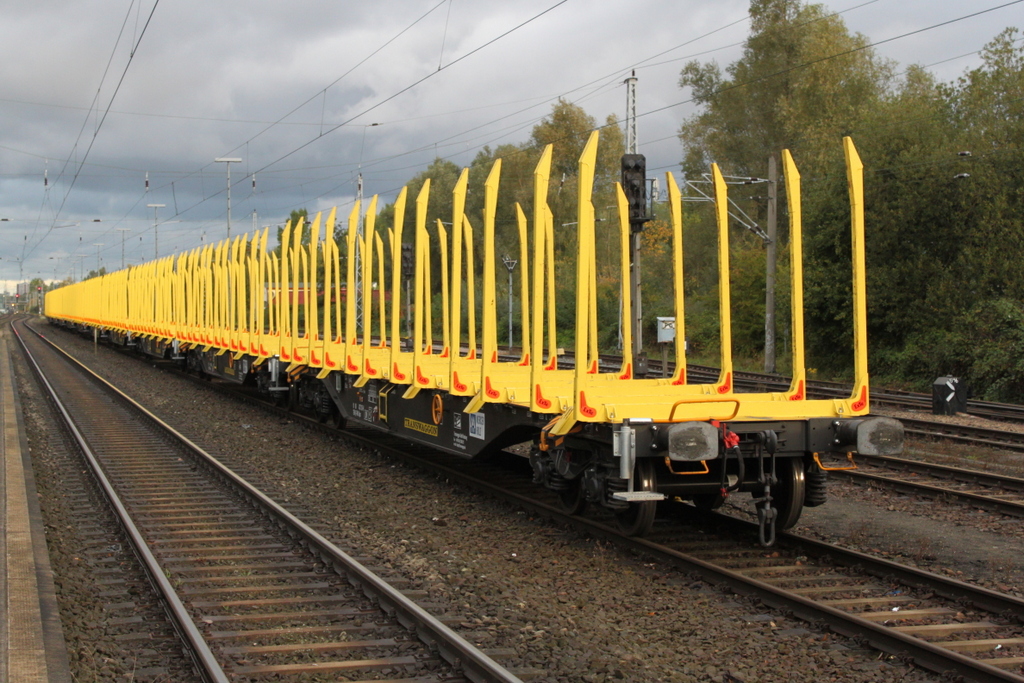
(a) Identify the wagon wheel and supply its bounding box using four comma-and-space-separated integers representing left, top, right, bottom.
614, 458, 657, 536
772, 457, 806, 530
315, 397, 331, 423
557, 478, 587, 516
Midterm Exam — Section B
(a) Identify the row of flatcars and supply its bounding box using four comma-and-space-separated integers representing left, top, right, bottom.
46, 133, 903, 543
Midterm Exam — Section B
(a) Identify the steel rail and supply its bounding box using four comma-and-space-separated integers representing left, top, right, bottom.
839, 470, 1024, 518
379, 448, 1024, 682
169, 364, 1024, 683
832, 454, 1024, 518
851, 454, 1024, 489
22, 321, 524, 683
898, 417, 1024, 452
12, 322, 231, 683
39, 322, 1024, 681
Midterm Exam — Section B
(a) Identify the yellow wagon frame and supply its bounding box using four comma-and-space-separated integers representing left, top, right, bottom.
46, 136, 872, 434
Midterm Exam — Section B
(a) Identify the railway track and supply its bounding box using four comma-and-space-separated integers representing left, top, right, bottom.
833, 453, 1024, 518
43, 326, 1024, 682
694, 365, 1024, 423
354, 449, 1024, 682
15, 319, 525, 683
639, 358, 1024, 424
380, 451, 1024, 682
36, 321, 1024, 681
15, 342, 203, 681
896, 417, 1024, 453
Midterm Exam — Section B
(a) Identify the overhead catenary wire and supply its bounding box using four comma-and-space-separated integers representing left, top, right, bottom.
28, 0, 161, 262
77, 0, 460, 247
22, 0, 892, 244
18, 0, 1024, 272
214, 7, 783, 208
251, 0, 972, 208
137, 0, 571, 234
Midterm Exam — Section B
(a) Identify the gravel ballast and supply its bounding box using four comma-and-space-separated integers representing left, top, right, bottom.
11, 328, 203, 683
30, 321, 1009, 682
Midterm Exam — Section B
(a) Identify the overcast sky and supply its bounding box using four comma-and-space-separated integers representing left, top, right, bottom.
0, 0, 1019, 291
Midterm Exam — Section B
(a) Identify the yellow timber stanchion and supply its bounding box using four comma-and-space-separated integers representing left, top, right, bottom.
449, 215, 480, 395
710, 164, 735, 394
527, 146, 571, 413
406, 181, 449, 397
845, 136, 870, 414
316, 208, 340, 377
202, 245, 213, 348
343, 203, 360, 377
256, 227, 273, 359
317, 209, 340, 372
278, 221, 294, 363
374, 233, 388, 364
355, 197, 392, 386
448, 169, 481, 398
237, 234, 251, 357
306, 212, 323, 370
466, 159, 533, 411
217, 241, 231, 354
288, 213, 310, 368
781, 150, 806, 401
409, 182, 452, 394
388, 188, 414, 387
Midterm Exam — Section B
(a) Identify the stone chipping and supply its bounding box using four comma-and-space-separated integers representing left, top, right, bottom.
37, 321, 1024, 682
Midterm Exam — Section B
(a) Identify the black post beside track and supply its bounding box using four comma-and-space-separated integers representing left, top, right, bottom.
15, 319, 524, 683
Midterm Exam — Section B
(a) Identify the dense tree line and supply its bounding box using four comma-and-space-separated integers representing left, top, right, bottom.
364, 0, 1023, 400
676, 0, 1024, 400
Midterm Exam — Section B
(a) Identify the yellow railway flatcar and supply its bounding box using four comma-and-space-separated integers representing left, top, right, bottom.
46, 134, 903, 543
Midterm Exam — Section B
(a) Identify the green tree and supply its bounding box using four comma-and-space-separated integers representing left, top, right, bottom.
678, 0, 892, 178
276, 209, 309, 252
675, 0, 896, 370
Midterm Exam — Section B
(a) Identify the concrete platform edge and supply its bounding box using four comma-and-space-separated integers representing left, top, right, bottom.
2, 324, 74, 683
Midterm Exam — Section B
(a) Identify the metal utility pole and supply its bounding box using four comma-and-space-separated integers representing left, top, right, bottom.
147, 204, 165, 259
92, 243, 104, 272
764, 155, 778, 374
215, 157, 242, 239
622, 71, 650, 373
356, 173, 364, 323
502, 255, 517, 349
116, 228, 131, 269
624, 71, 638, 156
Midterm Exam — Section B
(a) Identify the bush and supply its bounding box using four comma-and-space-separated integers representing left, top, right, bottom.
954, 298, 1024, 403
